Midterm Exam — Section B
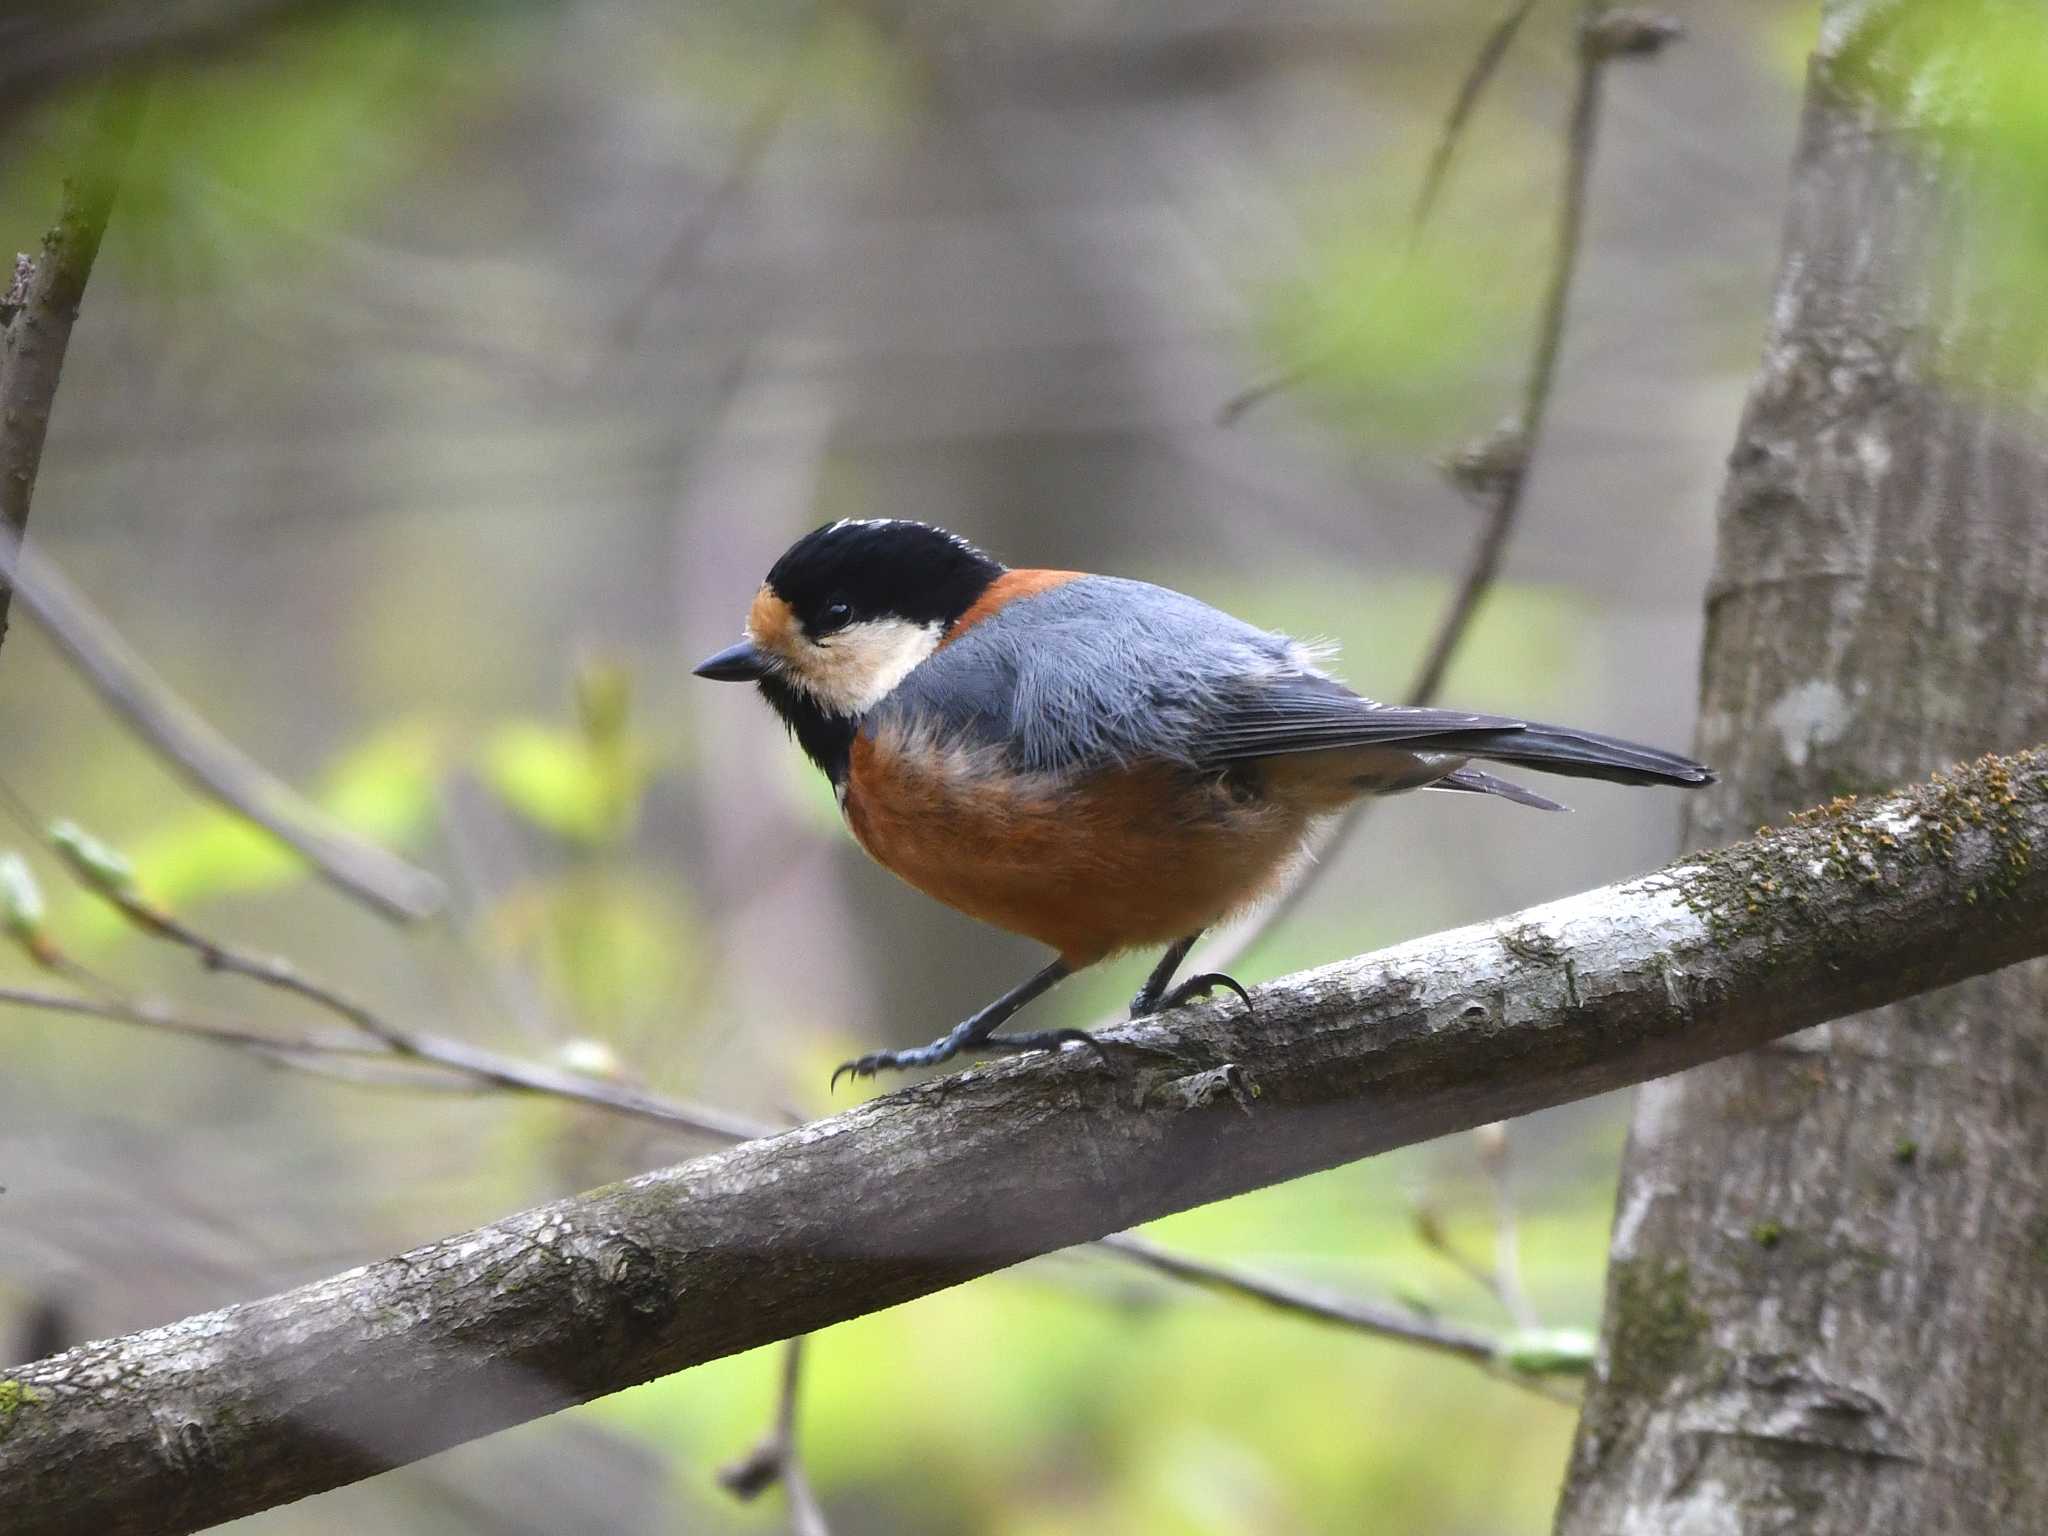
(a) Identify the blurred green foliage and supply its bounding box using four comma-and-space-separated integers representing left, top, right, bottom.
54, 717, 442, 942
598, 1176, 1612, 1536
1255, 201, 1531, 443
1833, 0, 2048, 392
0, 8, 515, 274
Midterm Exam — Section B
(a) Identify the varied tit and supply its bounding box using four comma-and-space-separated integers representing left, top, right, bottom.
695, 520, 1712, 1085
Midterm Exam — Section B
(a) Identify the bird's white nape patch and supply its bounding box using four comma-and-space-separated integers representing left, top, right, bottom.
824, 518, 991, 562
778, 616, 944, 715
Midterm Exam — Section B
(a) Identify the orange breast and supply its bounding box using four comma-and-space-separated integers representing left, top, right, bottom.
843, 727, 1314, 967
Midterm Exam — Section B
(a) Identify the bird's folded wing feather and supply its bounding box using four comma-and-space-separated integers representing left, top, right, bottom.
1195, 672, 1525, 762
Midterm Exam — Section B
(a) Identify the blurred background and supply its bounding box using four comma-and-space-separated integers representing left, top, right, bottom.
0, 1, 1815, 1531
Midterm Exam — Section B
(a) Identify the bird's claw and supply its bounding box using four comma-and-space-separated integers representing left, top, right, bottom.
830, 1052, 897, 1091
1159, 970, 1255, 1016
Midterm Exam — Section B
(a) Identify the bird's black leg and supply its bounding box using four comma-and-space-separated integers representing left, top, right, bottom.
1129, 931, 1255, 1019
832, 958, 1074, 1087
1130, 933, 1202, 1017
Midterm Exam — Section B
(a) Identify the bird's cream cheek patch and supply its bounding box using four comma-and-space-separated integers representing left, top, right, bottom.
796, 618, 944, 714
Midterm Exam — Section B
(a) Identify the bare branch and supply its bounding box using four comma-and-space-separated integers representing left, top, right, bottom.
1218, 0, 1550, 425
1475, 1121, 1539, 1329
6, 748, 2046, 1536
1404, 3, 1612, 705
23, 845, 774, 1142
0, 527, 448, 923
607, 13, 816, 352
1101, 1231, 1582, 1405
717, 1338, 832, 1536
1096, 1232, 1497, 1366
1193, 0, 1638, 986
1412, 1199, 1514, 1312
138, 911, 767, 1140
1411, 0, 1547, 233
1218, 0, 1551, 427
0, 83, 144, 656
0, 981, 366, 1056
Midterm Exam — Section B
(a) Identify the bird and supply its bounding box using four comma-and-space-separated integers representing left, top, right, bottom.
694, 519, 1712, 1085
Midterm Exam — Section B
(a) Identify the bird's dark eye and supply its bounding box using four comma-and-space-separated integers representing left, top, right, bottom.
815, 599, 854, 636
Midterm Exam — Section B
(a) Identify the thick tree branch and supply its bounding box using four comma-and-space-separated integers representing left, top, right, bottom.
5, 749, 2047, 1536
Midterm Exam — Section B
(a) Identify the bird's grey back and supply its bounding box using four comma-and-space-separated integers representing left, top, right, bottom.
866, 575, 1306, 776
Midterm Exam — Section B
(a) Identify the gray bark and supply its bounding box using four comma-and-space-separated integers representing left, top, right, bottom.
1555, 6, 2048, 1533
0, 84, 139, 656
5, 750, 2048, 1536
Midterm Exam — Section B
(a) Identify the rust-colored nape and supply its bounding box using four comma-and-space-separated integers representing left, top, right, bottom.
943, 568, 1083, 646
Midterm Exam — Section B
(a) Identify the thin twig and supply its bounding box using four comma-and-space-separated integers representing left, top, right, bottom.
1411, 0, 1549, 233
606, 12, 817, 353
1187, 1, 1631, 987
1412, 1201, 1513, 1312
1099, 1233, 1499, 1363
1403, 9, 1609, 704
55, 869, 774, 1142
0, 981, 501, 1092
1476, 1121, 1539, 1330
718, 1337, 833, 1536
0, 81, 145, 656
0, 981, 368, 1056
0, 524, 447, 923
1218, 0, 1544, 427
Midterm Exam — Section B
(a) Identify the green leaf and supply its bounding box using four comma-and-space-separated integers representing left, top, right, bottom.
480, 721, 645, 846
319, 717, 448, 845
486, 873, 699, 1025
52, 720, 445, 933
119, 815, 299, 912
1253, 193, 1531, 443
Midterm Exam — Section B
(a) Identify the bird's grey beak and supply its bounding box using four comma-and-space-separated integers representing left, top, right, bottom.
692, 639, 772, 682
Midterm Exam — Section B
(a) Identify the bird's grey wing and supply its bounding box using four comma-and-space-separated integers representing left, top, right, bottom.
869, 575, 1518, 775
870, 574, 1710, 790
1197, 672, 1710, 788
1194, 670, 1523, 761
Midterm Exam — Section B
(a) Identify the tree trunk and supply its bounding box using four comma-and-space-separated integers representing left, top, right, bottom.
1555, 7, 2048, 1533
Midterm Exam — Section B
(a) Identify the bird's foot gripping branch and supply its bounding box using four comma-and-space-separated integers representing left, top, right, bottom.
4, 749, 2046, 1536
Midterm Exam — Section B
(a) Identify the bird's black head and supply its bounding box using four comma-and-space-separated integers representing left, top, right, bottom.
761, 519, 1004, 639
692, 520, 1005, 784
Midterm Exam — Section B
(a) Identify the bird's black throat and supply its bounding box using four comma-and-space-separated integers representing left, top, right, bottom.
757, 673, 858, 789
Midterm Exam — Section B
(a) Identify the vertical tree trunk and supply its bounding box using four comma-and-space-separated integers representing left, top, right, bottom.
1556, 6, 2048, 1534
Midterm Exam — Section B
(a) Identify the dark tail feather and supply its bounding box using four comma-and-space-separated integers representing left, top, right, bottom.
1439, 722, 1714, 789
1432, 767, 1570, 812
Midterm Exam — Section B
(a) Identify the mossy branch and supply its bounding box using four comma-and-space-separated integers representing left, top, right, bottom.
5, 748, 2048, 1536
